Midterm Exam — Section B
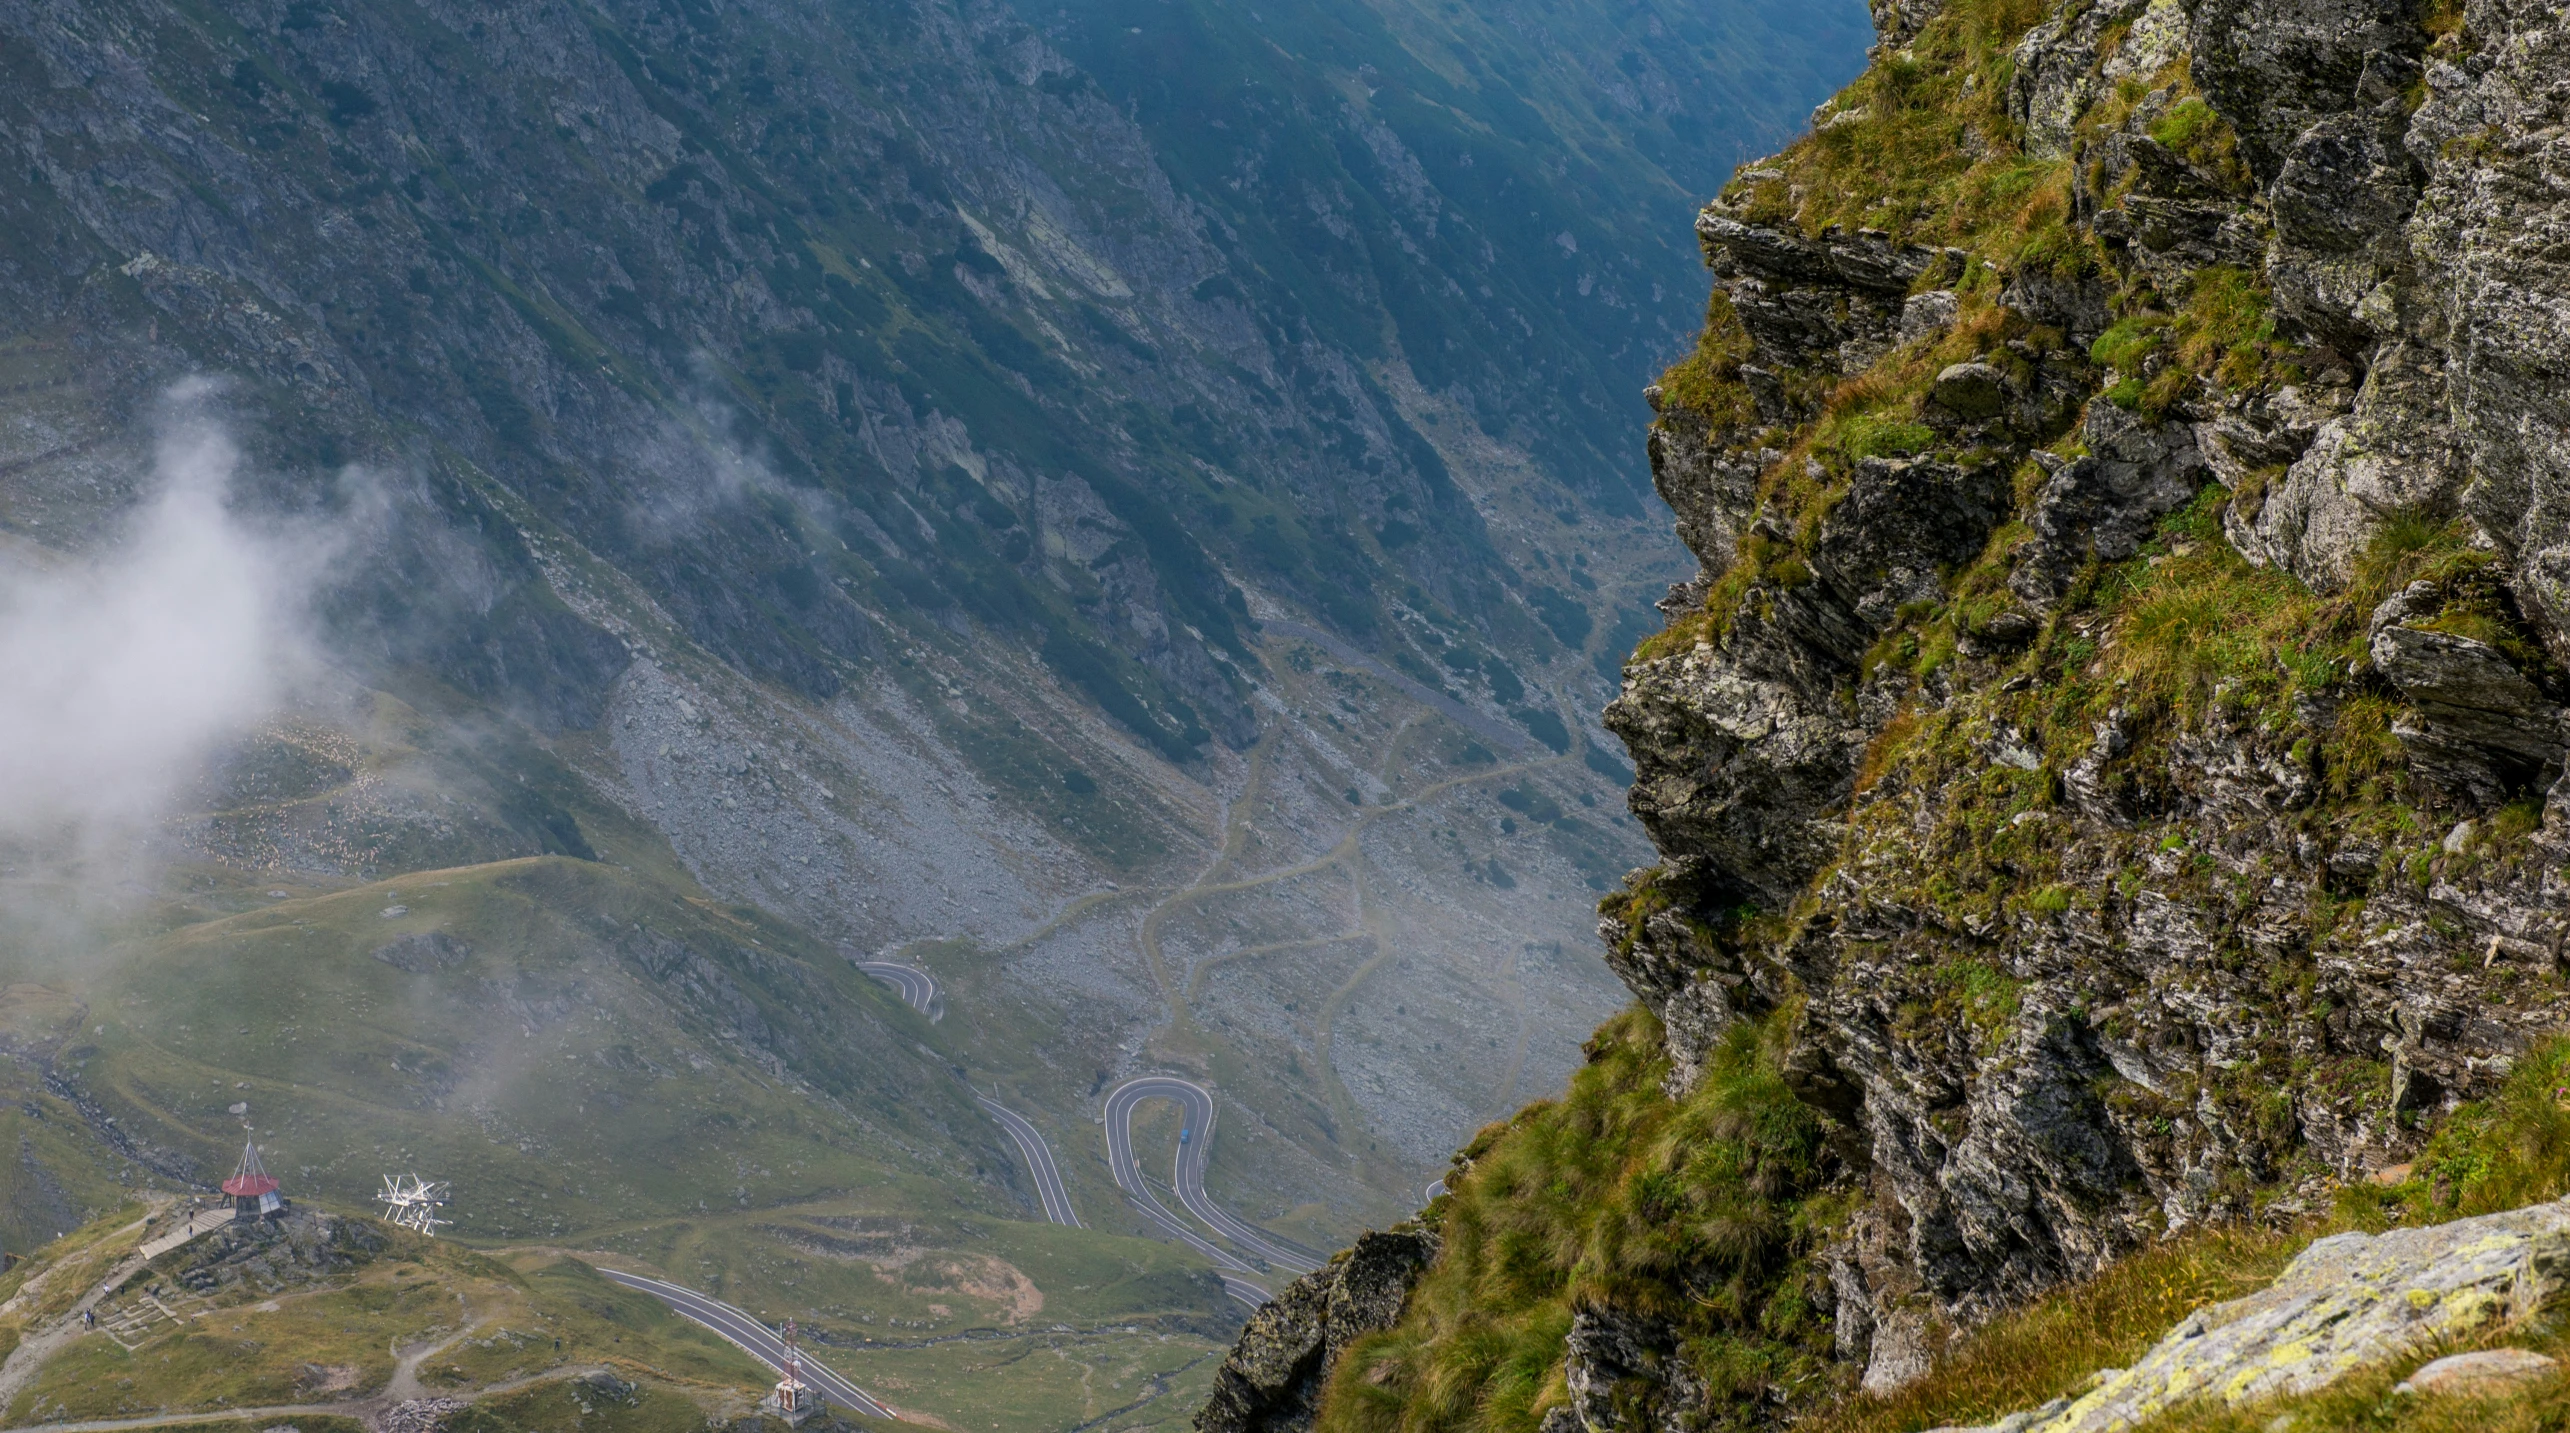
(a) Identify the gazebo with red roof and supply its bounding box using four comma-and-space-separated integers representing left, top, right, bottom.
222, 1131, 284, 1218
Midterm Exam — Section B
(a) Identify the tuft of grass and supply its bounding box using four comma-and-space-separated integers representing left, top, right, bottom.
2348, 511, 2488, 608
2148, 97, 2217, 152
2090, 315, 2168, 372
2172, 267, 2286, 392
1316, 1008, 1837, 1433
1938, 959, 2024, 1032
2487, 795, 2543, 846
1835, 411, 1939, 462
1657, 292, 1759, 432
2348, 1040, 2570, 1228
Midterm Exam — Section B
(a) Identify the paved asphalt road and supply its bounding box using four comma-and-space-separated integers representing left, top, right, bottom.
599, 1268, 896, 1421
855, 961, 939, 1020
852, 965, 1293, 1309
1104, 1077, 1323, 1284
854, 963, 1078, 1231
1217, 1273, 1273, 1308
977, 1095, 1081, 1227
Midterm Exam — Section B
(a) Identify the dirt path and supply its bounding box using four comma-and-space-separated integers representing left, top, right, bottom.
12, 1400, 354, 1432
0, 1199, 174, 1418
383, 1295, 477, 1401
0, 1312, 94, 1421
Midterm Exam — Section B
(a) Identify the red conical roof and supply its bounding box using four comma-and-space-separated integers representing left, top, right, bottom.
221, 1132, 280, 1198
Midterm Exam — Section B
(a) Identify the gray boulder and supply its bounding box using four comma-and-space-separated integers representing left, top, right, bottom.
1942, 1199, 2570, 1433
1196, 1228, 1441, 1433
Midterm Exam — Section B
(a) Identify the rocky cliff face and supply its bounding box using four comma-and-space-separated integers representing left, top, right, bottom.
1199, 1227, 1443, 1433
1614, 0, 2570, 1399
1209, 0, 2570, 1425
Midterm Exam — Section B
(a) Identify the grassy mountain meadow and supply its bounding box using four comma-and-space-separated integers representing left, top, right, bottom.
0, 0, 1867, 1425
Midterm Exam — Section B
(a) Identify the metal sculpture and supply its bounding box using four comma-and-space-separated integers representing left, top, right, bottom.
375, 1173, 451, 1236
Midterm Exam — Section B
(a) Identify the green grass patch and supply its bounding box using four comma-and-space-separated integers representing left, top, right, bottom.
1656, 292, 1759, 431
63, 858, 997, 1241
2148, 97, 2218, 151
7, 1227, 770, 1425
1833, 411, 1938, 462
1315, 1007, 1837, 1433
2348, 1040, 2570, 1228
2054, 491, 2489, 743
831, 1325, 1224, 1432
2090, 315, 2168, 372
446, 1377, 729, 1433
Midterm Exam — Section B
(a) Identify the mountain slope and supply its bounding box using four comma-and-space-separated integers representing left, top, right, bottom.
0, 0, 1867, 1228
0, 0, 1870, 1425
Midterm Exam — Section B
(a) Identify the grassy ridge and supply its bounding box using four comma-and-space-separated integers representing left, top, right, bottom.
69, 857, 992, 1236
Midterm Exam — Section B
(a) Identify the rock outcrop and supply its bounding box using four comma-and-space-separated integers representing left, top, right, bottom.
1592, 0, 2570, 1400
1197, 1227, 1440, 1433
1610, 453, 2011, 913
1938, 1198, 2570, 1433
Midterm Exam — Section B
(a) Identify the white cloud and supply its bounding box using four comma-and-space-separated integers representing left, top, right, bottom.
0, 379, 331, 841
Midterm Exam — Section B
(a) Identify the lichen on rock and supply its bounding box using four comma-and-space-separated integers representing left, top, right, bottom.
1937, 1199, 2570, 1432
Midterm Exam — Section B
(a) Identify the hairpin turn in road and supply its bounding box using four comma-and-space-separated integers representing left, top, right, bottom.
978, 1095, 1080, 1226
856, 960, 1303, 1310
855, 961, 939, 1019
1103, 1076, 1324, 1295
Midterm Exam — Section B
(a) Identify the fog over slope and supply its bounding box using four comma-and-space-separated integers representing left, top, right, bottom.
0, 0, 1865, 1422
0, 382, 323, 841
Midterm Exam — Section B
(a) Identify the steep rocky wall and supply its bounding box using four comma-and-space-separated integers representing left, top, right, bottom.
1204, 0, 2570, 1426
1608, 0, 2570, 1406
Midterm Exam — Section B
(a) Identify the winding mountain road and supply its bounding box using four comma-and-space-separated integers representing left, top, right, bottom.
1104, 1077, 1322, 1288
856, 961, 940, 1020
600, 1269, 896, 1421
978, 1095, 1080, 1227
858, 955, 1284, 1294
858, 959, 1091, 1232
1215, 1273, 1275, 1310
